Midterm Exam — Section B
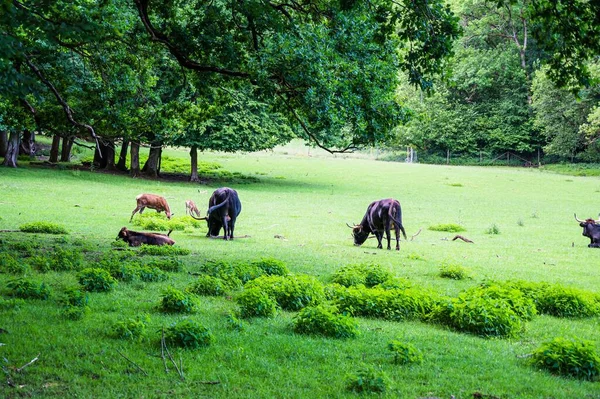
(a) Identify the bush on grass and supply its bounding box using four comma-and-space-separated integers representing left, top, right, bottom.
158, 287, 199, 313
245, 274, 325, 311
439, 263, 472, 280
0, 252, 30, 274
137, 245, 190, 256
331, 263, 392, 288
20, 221, 68, 234
530, 337, 600, 381
388, 340, 423, 365
78, 268, 117, 292
236, 287, 278, 318
30, 247, 84, 272
345, 365, 389, 394
111, 315, 150, 341
536, 285, 600, 318
165, 319, 214, 349
293, 304, 359, 338
250, 257, 289, 276
428, 223, 465, 233
187, 275, 228, 296
6, 278, 51, 300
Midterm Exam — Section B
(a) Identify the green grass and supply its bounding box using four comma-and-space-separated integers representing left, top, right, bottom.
1, 145, 600, 398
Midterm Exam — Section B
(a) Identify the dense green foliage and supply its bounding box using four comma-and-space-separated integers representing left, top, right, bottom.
165, 319, 214, 349
530, 338, 600, 381
293, 304, 359, 338
19, 221, 68, 235
388, 340, 424, 365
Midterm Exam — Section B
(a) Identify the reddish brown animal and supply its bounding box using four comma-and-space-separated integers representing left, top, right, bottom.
185, 200, 201, 218
116, 227, 175, 247
130, 194, 172, 222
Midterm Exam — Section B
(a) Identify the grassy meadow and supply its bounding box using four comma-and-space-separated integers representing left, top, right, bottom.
1, 142, 599, 398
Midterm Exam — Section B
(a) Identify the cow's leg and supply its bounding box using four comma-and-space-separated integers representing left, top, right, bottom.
385, 223, 392, 250
374, 231, 383, 249
223, 217, 229, 240
130, 205, 143, 222
229, 219, 235, 240
394, 225, 400, 251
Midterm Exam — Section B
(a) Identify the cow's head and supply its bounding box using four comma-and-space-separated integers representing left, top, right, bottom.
117, 227, 129, 240
347, 223, 369, 246
574, 214, 600, 236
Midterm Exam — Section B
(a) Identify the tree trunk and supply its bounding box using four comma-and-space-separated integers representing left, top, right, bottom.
130, 141, 140, 177
93, 140, 108, 169
116, 140, 129, 171
142, 144, 162, 178
49, 135, 61, 163
2, 131, 20, 167
0, 131, 8, 157
104, 140, 116, 170
19, 129, 35, 158
190, 145, 200, 182
60, 136, 74, 162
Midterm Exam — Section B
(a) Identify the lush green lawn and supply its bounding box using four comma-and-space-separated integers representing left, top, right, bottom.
1, 145, 599, 398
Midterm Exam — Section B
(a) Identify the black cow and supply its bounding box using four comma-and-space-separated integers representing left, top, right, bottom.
574, 214, 600, 248
348, 198, 407, 250
116, 227, 175, 247
191, 187, 242, 240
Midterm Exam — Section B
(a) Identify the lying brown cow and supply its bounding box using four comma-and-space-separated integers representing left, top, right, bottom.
116, 227, 175, 247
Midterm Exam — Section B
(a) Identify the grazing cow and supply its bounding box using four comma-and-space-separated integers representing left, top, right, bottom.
574, 214, 600, 248
347, 198, 407, 251
185, 200, 201, 218
130, 194, 172, 222
116, 227, 175, 247
190, 187, 241, 240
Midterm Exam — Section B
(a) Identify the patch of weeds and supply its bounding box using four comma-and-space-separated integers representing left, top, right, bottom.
486, 224, 501, 235
165, 319, 213, 349
187, 275, 228, 296
345, 365, 389, 394
245, 274, 325, 311
111, 315, 150, 341
78, 268, 117, 292
250, 257, 289, 276
439, 263, 472, 280
158, 287, 199, 313
198, 260, 263, 287
137, 245, 190, 256
6, 278, 51, 300
132, 213, 204, 232
0, 297, 25, 311
146, 257, 182, 273
137, 265, 169, 282
331, 263, 392, 288
406, 253, 425, 261
517, 218, 524, 227
0, 252, 30, 274
536, 285, 600, 318
388, 340, 423, 365
225, 313, 245, 331
374, 277, 414, 290
111, 240, 129, 249
31, 247, 84, 272
19, 221, 68, 234
448, 183, 463, 187
428, 223, 466, 233
293, 304, 359, 339
530, 337, 600, 381
236, 287, 278, 318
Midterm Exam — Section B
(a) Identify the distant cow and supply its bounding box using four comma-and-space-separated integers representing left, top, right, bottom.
574, 214, 600, 248
116, 227, 175, 247
185, 200, 201, 218
191, 187, 241, 240
130, 194, 172, 222
348, 198, 407, 251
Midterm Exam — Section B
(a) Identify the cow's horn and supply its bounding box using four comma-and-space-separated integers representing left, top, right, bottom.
346, 223, 354, 229
189, 214, 208, 221
574, 213, 585, 223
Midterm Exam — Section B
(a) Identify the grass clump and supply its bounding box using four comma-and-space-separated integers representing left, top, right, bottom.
331, 263, 392, 288
0, 252, 30, 274
165, 319, 214, 349
111, 315, 150, 341
20, 221, 68, 234
530, 337, 600, 381
439, 263, 472, 280
6, 278, 51, 300
60, 286, 90, 320
158, 287, 199, 313
345, 365, 388, 394
250, 257, 289, 276
132, 213, 204, 232
428, 223, 465, 233
30, 247, 84, 272
137, 245, 190, 256
198, 259, 263, 287
146, 257, 182, 273
236, 287, 278, 318
388, 340, 423, 365
536, 285, 600, 318
485, 224, 501, 234
245, 274, 325, 311
293, 304, 359, 339
187, 275, 228, 296
78, 268, 117, 292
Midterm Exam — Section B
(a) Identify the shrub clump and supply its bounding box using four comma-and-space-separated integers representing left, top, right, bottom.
198, 260, 263, 287
60, 286, 90, 320
158, 287, 199, 313
30, 247, 84, 272
187, 275, 228, 297
530, 337, 600, 381
20, 221, 68, 234
165, 319, 214, 349
147, 257, 182, 272
236, 287, 278, 318
250, 257, 289, 276
536, 285, 600, 318
78, 268, 117, 292
331, 263, 392, 288
293, 304, 359, 339
0, 252, 30, 274
439, 263, 472, 280
111, 315, 150, 341
345, 365, 389, 394
245, 274, 325, 311
388, 340, 423, 365
428, 223, 465, 233
333, 286, 438, 321
137, 245, 190, 256
6, 278, 51, 300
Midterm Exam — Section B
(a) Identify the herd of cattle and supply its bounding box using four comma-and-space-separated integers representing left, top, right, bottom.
116, 187, 600, 249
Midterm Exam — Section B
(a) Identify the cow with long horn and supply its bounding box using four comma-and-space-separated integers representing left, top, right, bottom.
348, 198, 407, 251
574, 214, 600, 248
190, 187, 241, 240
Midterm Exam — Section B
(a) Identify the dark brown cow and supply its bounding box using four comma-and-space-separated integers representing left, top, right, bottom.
574, 214, 600, 248
348, 198, 407, 251
116, 227, 175, 247
190, 187, 241, 240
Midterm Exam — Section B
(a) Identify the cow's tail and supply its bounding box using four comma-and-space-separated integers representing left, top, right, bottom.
390, 204, 407, 240
208, 193, 230, 214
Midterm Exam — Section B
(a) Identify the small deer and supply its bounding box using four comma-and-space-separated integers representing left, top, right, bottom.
185, 200, 202, 218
